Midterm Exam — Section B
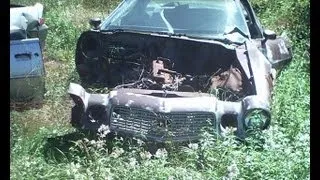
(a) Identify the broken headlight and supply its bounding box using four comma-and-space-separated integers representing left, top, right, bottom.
243, 109, 270, 130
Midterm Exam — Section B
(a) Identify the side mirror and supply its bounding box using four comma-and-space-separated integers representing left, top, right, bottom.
263, 29, 277, 40
89, 18, 101, 30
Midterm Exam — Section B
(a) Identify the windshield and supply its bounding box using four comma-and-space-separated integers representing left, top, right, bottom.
101, 0, 250, 42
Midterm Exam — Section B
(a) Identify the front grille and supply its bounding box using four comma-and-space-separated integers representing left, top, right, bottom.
110, 106, 216, 142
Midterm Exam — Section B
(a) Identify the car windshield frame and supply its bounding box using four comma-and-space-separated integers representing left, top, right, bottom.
100, 0, 250, 42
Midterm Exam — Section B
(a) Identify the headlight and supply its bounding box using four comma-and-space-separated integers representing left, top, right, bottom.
243, 109, 270, 130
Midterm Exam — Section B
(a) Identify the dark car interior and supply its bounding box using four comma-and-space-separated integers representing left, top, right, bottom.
163, 5, 226, 33
120, 3, 227, 34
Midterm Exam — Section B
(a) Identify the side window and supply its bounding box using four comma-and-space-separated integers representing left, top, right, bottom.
239, 2, 261, 39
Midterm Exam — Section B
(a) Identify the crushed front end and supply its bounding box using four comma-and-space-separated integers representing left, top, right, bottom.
69, 83, 270, 142
70, 31, 275, 142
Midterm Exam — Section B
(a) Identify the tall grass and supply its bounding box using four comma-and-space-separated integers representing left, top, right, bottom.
10, 0, 309, 179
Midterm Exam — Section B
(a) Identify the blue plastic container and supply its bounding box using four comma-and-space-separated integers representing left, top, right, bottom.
10, 38, 45, 102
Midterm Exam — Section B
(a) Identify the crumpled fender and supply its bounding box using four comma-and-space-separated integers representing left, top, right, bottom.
68, 83, 109, 112
68, 83, 90, 112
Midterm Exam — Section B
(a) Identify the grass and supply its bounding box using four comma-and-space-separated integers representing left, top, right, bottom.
10, 0, 310, 179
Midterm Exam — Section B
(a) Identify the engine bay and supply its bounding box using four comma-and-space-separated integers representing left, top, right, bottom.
76, 31, 254, 101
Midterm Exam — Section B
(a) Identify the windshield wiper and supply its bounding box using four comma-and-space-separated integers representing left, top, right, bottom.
101, 29, 183, 37
101, 29, 243, 45
223, 26, 249, 39
100, 28, 127, 33
150, 31, 242, 45
101, 28, 155, 35
151, 31, 187, 37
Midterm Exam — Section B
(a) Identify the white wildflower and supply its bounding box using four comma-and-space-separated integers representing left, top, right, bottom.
223, 161, 240, 180
90, 140, 97, 145
110, 147, 125, 158
98, 124, 111, 138
129, 157, 137, 167
136, 139, 145, 146
188, 143, 199, 150
140, 151, 152, 160
154, 148, 168, 159
70, 162, 80, 174
96, 139, 105, 149
223, 127, 237, 135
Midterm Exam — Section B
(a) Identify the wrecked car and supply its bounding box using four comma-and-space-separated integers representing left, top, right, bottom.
10, 3, 48, 103
68, 0, 292, 142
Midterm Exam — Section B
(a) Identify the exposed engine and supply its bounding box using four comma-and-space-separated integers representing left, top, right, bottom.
76, 32, 251, 102
109, 55, 245, 101
113, 57, 192, 91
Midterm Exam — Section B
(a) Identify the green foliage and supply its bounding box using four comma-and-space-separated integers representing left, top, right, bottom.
11, 125, 309, 179
250, 0, 310, 138
251, 0, 310, 48
10, 0, 309, 179
45, 9, 80, 61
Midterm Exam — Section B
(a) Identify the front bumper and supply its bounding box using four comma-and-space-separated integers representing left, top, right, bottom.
68, 83, 270, 142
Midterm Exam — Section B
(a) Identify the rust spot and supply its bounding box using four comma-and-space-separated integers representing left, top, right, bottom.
211, 67, 243, 93
152, 58, 174, 84
266, 74, 274, 91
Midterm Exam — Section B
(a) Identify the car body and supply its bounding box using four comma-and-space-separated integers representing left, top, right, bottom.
68, 0, 292, 142
10, 3, 48, 103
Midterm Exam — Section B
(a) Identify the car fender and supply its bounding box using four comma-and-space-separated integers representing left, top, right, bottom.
263, 36, 292, 69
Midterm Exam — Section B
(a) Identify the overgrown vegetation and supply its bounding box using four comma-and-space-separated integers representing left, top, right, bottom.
10, 0, 310, 179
